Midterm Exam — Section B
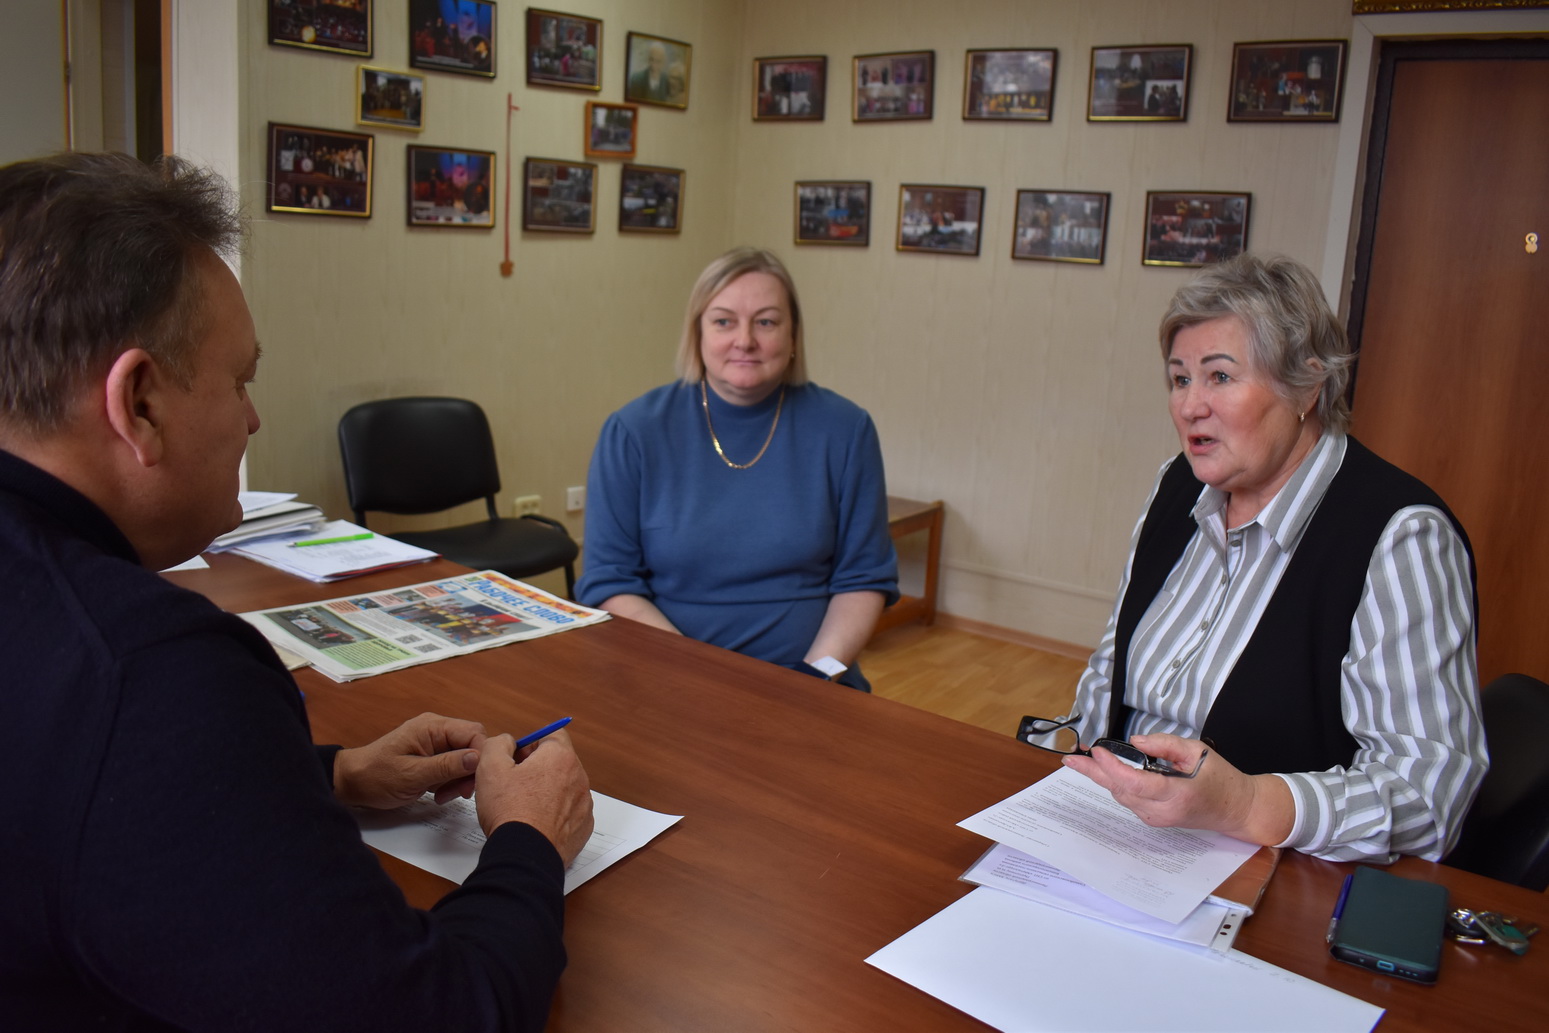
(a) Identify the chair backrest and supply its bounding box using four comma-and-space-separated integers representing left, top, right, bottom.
1445, 673, 1549, 891
338, 397, 502, 522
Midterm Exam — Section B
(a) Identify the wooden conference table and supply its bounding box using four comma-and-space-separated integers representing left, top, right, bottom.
167, 555, 1549, 1033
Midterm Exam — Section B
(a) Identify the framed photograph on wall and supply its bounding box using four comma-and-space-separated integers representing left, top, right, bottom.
853, 51, 934, 121
619, 165, 684, 233
896, 184, 984, 256
1228, 40, 1347, 122
265, 123, 373, 218
1142, 191, 1251, 267
585, 102, 638, 159
794, 181, 870, 246
625, 32, 691, 109
523, 157, 596, 233
1088, 44, 1191, 121
409, 0, 496, 78
526, 8, 602, 91
358, 66, 425, 131
269, 0, 372, 56
753, 56, 827, 121
1012, 190, 1109, 264
963, 49, 1057, 121
407, 145, 494, 227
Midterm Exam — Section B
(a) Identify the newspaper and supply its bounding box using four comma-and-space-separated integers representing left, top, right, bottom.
240, 570, 609, 682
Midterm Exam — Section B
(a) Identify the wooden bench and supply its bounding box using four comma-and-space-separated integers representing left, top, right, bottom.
872, 495, 943, 635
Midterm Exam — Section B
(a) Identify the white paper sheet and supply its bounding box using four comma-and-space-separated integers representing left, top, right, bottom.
357, 790, 681, 894
958, 766, 1259, 924
961, 843, 1245, 951
238, 491, 298, 513
867, 887, 1383, 1033
232, 520, 438, 582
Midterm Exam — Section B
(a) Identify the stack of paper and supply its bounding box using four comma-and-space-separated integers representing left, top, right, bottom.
954, 766, 1271, 950
228, 519, 438, 582
863, 766, 1384, 1033
208, 491, 325, 552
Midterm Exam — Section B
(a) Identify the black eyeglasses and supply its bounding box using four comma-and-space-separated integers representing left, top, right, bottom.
1015, 714, 1209, 779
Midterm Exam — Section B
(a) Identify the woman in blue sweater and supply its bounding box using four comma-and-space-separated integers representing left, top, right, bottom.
577, 247, 898, 690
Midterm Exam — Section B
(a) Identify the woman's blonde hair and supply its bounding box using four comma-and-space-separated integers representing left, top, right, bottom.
1159, 252, 1354, 433
675, 247, 808, 385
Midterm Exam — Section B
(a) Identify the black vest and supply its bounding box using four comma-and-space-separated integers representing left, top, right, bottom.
1105, 437, 1474, 775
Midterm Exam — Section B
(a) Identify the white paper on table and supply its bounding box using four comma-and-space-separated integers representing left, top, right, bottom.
866, 887, 1383, 1033
961, 843, 1245, 951
238, 490, 298, 513
232, 520, 437, 582
161, 555, 210, 572
357, 790, 681, 894
958, 765, 1259, 924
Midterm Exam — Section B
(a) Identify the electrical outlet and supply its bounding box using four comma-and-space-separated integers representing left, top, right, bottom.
514, 495, 541, 517
566, 486, 586, 512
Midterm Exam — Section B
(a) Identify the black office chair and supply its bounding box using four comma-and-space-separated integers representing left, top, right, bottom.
338, 397, 579, 597
1444, 673, 1549, 891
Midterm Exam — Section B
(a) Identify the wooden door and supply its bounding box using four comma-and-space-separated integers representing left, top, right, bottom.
1348, 40, 1549, 684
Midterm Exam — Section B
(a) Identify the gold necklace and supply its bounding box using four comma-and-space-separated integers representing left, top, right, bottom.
701, 379, 785, 469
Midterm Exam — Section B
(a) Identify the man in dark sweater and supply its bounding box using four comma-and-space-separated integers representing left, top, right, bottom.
0, 152, 593, 1031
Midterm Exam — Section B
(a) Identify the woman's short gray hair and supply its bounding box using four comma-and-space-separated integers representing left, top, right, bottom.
675, 247, 808, 385
1158, 253, 1353, 433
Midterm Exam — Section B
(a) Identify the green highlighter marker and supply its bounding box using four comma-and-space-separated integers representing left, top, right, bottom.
288, 532, 374, 548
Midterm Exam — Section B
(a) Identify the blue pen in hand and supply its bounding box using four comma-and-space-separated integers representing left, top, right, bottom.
514, 716, 573, 750
1326, 873, 1354, 944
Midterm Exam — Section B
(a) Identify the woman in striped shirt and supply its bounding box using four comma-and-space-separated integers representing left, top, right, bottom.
1058, 253, 1487, 862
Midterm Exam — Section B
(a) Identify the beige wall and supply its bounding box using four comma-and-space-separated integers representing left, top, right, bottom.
237, 0, 1354, 637
726, 0, 1354, 645
240, 0, 746, 598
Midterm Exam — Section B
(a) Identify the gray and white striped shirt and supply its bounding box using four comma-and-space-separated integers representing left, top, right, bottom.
1072, 433, 1486, 862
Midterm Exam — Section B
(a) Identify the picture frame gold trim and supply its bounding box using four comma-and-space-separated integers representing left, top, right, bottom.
1087, 44, 1193, 122
526, 8, 603, 92
853, 51, 936, 122
753, 56, 827, 121
265, 122, 374, 219
1354, 1, 1549, 13
1141, 190, 1250, 268
625, 31, 692, 110
794, 181, 870, 246
584, 102, 638, 160
1227, 40, 1348, 123
407, 145, 494, 229
1012, 190, 1109, 264
522, 157, 597, 234
357, 65, 425, 132
268, 0, 372, 57
619, 164, 684, 234
896, 184, 985, 256
963, 49, 1058, 121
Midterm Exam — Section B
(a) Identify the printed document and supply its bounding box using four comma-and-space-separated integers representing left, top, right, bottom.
958, 765, 1259, 924
867, 887, 1383, 1033
358, 791, 681, 895
961, 843, 1246, 951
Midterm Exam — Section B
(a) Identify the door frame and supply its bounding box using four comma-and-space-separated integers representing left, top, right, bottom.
1319, 8, 1549, 315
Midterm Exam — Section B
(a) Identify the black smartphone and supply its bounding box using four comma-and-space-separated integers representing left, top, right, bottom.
1327, 866, 1448, 984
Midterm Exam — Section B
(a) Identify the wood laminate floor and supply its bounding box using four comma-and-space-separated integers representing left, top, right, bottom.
860, 622, 1087, 736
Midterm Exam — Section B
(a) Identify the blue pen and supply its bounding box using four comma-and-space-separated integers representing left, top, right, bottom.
1326, 872, 1354, 944
514, 716, 573, 750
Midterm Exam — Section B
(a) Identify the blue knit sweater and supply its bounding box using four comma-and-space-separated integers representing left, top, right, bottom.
577, 382, 898, 687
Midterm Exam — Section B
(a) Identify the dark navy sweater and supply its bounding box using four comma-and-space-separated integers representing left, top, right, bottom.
0, 449, 565, 1032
